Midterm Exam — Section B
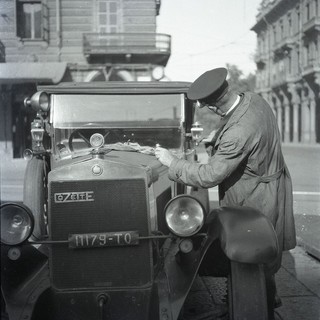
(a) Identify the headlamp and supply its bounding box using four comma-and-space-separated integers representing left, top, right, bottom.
24, 91, 50, 112
0, 203, 34, 245
165, 195, 205, 237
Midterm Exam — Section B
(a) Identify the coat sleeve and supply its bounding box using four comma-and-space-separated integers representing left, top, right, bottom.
168, 130, 250, 188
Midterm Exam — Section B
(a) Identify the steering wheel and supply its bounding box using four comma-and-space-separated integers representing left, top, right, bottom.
68, 129, 112, 152
68, 129, 91, 152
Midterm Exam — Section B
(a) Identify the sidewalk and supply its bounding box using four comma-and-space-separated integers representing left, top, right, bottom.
275, 245, 320, 320
182, 245, 320, 320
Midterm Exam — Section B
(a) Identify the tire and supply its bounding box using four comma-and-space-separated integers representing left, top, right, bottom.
1, 293, 9, 320
228, 261, 268, 320
23, 158, 47, 240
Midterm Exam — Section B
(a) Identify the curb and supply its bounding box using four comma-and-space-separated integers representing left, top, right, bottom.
296, 236, 320, 261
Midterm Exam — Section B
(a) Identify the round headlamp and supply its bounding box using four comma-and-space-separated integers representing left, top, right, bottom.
24, 91, 50, 112
0, 203, 34, 245
165, 195, 205, 237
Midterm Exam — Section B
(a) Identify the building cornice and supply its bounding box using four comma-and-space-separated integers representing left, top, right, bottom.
251, 0, 300, 32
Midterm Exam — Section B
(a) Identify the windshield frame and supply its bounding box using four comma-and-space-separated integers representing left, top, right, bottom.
49, 93, 187, 159
50, 93, 185, 129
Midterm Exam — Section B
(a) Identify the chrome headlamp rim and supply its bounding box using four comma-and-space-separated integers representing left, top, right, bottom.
0, 203, 35, 246
38, 91, 50, 112
164, 195, 206, 237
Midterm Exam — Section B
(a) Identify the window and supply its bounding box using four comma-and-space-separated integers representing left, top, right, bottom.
16, 0, 42, 39
97, 0, 121, 33
279, 20, 284, 39
272, 25, 277, 44
297, 9, 300, 32
304, 44, 310, 66
306, 2, 310, 21
287, 13, 292, 36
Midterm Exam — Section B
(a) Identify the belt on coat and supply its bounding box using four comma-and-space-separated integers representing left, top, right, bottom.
245, 167, 284, 183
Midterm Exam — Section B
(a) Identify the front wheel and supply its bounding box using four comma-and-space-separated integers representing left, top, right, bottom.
23, 157, 48, 240
228, 261, 268, 320
1, 293, 9, 320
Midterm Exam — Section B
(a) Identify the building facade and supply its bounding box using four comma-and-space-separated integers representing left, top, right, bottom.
252, 0, 320, 143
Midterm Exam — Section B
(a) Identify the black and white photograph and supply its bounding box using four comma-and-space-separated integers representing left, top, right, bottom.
0, 0, 319, 319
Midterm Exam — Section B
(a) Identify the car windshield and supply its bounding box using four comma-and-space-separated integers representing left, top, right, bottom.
51, 93, 184, 157
52, 94, 182, 128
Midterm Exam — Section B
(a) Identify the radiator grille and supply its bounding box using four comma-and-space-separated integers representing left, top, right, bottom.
49, 179, 151, 290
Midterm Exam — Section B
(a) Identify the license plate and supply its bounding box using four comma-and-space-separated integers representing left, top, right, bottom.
68, 231, 139, 249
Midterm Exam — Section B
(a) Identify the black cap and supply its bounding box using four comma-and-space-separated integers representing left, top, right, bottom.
187, 67, 228, 102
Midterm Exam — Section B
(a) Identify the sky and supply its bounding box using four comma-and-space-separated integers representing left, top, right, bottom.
156, 0, 263, 82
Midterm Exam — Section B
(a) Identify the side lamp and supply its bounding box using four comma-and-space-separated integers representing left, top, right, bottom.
31, 120, 45, 149
191, 122, 203, 146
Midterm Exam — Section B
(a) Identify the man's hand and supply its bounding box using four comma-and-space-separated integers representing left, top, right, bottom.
155, 146, 175, 167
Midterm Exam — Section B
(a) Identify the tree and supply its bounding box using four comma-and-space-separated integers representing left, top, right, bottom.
226, 63, 256, 92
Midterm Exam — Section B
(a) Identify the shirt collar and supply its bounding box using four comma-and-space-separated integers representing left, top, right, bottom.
225, 94, 240, 115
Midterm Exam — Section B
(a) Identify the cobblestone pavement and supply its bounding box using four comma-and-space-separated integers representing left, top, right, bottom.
181, 246, 320, 320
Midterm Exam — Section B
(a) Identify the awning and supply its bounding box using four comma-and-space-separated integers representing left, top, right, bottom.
0, 62, 71, 84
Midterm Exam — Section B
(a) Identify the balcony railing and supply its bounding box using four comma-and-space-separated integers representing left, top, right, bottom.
254, 51, 268, 63
83, 33, 171, 65
303, 16, 320, 34
302, 61, 320, 76
274, 36, 295, 52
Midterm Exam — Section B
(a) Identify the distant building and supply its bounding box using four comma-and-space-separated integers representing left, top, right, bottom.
0, 0, 170, 202
251, 0, 320, 143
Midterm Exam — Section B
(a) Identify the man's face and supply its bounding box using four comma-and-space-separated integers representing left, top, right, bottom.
196, 99, 224, 116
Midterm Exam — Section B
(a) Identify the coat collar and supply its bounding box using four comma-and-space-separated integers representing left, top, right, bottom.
215, 92, 252, 145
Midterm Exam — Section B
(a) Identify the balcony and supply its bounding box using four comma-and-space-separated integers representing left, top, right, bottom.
274, 37, 295, 51
254, 52, 268, 70
273, 36, 295, 61
303, 16, 320, 35
302, 61, 320, 77
83, 33, 171, 66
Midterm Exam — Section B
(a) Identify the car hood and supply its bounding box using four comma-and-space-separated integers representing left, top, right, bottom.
50, 150, 167, 186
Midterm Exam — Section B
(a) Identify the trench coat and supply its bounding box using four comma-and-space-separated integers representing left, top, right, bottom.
169, 92, 296, 271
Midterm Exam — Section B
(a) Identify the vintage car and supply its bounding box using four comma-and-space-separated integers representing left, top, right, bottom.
1, 82, 279, 320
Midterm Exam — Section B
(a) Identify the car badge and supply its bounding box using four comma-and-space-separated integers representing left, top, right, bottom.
92, 164, 103, 175
54, 191, 94, 203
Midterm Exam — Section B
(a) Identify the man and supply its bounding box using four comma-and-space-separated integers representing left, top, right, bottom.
155, 67, 296, 318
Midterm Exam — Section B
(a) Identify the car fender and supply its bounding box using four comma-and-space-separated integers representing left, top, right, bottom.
155, 235, 215, 320
1, 244, 50, 320
207, 206, 279, 264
